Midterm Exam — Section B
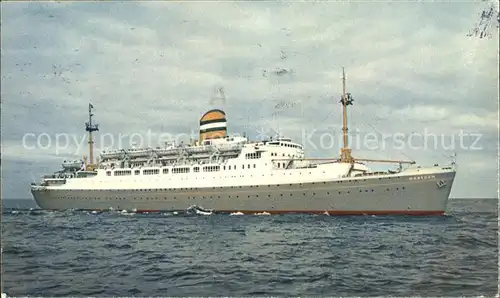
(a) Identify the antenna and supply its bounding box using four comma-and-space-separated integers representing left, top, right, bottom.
451, 152, 458, 169
85, 103, 99, 169
339, 67, 354, 163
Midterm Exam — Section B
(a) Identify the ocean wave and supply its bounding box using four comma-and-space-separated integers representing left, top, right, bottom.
2, 199, 498, 297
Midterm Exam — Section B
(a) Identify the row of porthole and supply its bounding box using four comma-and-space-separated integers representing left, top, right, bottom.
108, 164, 261, 177
99, 175, 402, 187
62, 197, 176, 200
105, 172, 312, 180
60, 187, 408, 201
61, 195, 293, 200
107, 171, 404, 181
54, 184, 408, 193
111, 172, 364, 179
353, 187, 405, 193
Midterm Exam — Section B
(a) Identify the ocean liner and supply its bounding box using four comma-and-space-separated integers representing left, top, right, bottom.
30, 68, 457, 214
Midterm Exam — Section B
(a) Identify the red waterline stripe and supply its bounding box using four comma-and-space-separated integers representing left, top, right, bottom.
51, 209, 445, 215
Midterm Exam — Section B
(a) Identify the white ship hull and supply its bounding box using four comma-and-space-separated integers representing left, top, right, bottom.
31, 73, 458, 215
31, 168, 455, 215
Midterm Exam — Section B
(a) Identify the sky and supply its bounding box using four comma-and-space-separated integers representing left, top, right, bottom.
1, 1, 498, 200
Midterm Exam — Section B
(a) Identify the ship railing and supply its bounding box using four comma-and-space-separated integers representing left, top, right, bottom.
216, 143, 244, 151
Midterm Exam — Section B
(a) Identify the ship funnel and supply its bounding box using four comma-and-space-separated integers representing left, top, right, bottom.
199, 109, 227, 142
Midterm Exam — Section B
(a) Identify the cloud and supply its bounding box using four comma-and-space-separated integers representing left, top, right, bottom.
1, 1, 498, 199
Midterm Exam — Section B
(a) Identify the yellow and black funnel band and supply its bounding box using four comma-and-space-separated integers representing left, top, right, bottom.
199, 118, 227, 126
200, 126, 227, 134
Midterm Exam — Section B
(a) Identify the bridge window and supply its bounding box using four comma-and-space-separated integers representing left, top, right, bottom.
163, 168, 169, 174
245, 152, 262, 159
194, 167, 200, 172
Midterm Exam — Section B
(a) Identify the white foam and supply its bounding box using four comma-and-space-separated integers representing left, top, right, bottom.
2, 292, 8, 298
253, 212, 271, 215
195, 210, 212, 216
187, 205, 213, 215
230, 212, 244, 216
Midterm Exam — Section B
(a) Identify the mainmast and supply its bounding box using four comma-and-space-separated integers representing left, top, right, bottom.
340, 67, 354, 163
85, 103, 99, 170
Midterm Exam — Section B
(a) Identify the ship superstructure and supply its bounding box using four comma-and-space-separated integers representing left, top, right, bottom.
30, 68, 457, 214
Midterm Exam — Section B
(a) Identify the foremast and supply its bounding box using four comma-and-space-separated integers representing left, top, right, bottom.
85, 103, 99, 170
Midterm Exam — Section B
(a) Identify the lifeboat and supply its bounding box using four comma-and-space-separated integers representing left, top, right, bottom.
100, 149, 123, 160
125, 148, 150, 158
186, 145, 212, 154
156, 148, 180, 156
62, 160, 83, 170
218, 144, 243, 152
